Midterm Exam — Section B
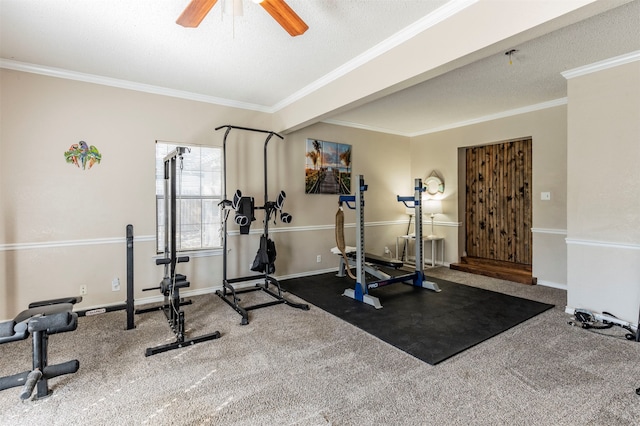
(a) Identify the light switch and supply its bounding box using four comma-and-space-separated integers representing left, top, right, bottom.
541, 192, 551, 201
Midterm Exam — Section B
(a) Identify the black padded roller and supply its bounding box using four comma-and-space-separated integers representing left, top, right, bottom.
28, 312, 77, 335
43, 360, 79, 379
280, 212, 292, 223
19, 369, 42, 400
275, 190, 286, 210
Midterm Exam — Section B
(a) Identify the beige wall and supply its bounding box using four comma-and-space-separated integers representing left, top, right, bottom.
4, 60, 637, 325
566, 60, 640, 323
281, 122, 412, 274
0, 69, 270, 319
409, 105, 569, 287
0, 70, 411, 320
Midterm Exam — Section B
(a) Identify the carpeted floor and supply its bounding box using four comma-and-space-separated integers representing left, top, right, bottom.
281, 272, 554, 364
1, 267, 640, 425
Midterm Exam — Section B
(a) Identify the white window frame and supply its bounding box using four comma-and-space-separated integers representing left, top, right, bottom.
155, 141, 223, 253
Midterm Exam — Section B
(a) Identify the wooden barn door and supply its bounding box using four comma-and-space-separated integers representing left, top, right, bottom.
465, 138, 532, 265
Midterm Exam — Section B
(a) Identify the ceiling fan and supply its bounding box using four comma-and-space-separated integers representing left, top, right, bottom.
177, 0, 309, 37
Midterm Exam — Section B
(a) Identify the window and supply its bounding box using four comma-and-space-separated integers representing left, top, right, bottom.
155, 141, 223, 253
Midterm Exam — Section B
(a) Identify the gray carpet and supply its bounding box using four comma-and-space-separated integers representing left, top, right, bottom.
1, 267, 640, 425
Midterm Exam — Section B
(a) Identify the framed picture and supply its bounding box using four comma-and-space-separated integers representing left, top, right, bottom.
305, 139, 352, 194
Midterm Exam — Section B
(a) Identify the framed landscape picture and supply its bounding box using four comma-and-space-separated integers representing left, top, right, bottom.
305, 139, 352, 194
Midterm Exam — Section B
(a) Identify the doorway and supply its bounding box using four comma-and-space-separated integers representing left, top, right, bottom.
463, 138, 533, 266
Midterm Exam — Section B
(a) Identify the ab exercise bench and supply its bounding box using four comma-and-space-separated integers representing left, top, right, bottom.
0, 297, 81, 400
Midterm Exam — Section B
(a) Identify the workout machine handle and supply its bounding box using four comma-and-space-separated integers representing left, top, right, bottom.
339, 195, 356, 210
339, 176, 367, 210
155, 256, 190, 265
397, 195, 418, 208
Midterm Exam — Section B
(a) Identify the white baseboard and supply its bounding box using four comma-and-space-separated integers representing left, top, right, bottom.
74, 269, 338, 314
536, 280, 567, 290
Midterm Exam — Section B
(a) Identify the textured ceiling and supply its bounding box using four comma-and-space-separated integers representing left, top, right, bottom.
0, 0, 448, 106
328, 0, 640, 135
1, 0, 639, 135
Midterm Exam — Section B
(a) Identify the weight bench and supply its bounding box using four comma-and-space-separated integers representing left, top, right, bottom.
333, 247, 439, 309
332, 246, 404, 279
0, 297, 81, 400
349, 251, 404, 269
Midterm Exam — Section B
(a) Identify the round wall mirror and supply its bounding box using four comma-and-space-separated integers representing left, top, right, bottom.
424, 175, 444, 196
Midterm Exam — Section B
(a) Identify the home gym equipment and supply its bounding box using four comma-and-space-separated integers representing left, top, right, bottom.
76, 224, 136, 330
335, 205, 356, 280
141, 146, 221, 356
566, 298, 640, 396
0, 297, 81, 400
337, 175, 440, 309
568, 308, 639, 341
215, 125, 309, 325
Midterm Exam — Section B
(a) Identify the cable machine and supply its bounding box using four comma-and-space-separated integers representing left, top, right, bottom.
216, 125, 309, 325
339, 175, 440, 309
142, 147, 221, 356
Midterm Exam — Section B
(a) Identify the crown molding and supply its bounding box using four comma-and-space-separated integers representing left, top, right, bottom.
323, 98, 568, 137
0, 58, 271, 112
321, 119, 414, 137
0, 55, 575, 141
0, 0, 478, 117
272, 0, 478, 112
562, 50, 640, 80
413, 98, 568, 136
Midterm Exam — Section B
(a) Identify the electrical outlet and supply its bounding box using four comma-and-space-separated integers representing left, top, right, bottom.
80, 285, 87, 295
112, 277, 120, 292
384, 246, 390, 254
541, 192, 551, 201
316, 255, 322, 263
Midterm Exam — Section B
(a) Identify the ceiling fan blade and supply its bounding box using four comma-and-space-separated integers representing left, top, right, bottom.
256, 0, 308, 37
176, 0, 219, 28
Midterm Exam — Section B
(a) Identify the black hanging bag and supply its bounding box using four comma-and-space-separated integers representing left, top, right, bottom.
251, 235, 277, 274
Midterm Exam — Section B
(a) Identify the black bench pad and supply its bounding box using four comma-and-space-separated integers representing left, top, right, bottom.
346, 252, 403, 268
28, 297, 83, 309
14, 303, 74, 323
1, 303, 76, 344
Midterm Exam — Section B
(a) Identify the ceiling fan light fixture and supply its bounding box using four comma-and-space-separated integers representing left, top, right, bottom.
223, 0, 244, 16
177, 0, 219, 28
176, 0, 307, 36
254, 0, 309, 36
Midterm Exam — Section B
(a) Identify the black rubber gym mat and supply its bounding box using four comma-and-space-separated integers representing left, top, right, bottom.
281, 272, 554, 365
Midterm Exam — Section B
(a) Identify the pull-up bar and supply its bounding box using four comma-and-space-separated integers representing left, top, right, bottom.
215, 124, 283, 138
215, 124, 308, 325
216, 125, 283, 212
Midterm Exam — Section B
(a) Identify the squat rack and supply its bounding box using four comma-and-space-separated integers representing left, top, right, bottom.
216, 125, 309, 325
339, 175, 440, 309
